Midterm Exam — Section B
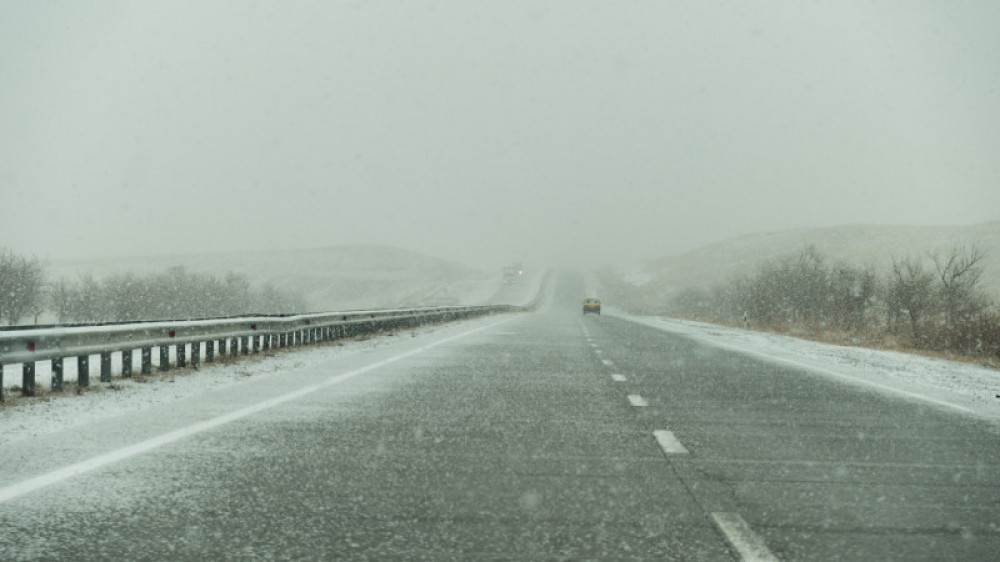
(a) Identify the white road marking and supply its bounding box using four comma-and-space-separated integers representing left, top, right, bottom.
0, 317, 514, 505
653, 430, 689, 454
595, 350, 602, 354
711, 512, 779, 562
602, 359, 614, 367
611, 374, 628, 382
628, 394, 648, 407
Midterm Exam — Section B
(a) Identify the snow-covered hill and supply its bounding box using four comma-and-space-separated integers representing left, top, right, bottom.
615, 222, 1000, 300
46, 245, 502, 312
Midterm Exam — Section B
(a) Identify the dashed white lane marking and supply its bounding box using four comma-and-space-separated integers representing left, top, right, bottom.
653, 430, 689, 454
611, 374, 628, 382
595, 350, 602, 355
589, 343, 597, 347
628, 394, 648, 407
0, 317, 514, 505
602, 359, 614, 367
711, 512, 779, 562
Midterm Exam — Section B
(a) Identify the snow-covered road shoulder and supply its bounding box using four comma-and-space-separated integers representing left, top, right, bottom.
0, 314, 515, 448
613, 312, 1000, 421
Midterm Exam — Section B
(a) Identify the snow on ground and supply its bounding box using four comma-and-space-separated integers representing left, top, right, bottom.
615, 312, 1000, 420
0, 321, 455, 448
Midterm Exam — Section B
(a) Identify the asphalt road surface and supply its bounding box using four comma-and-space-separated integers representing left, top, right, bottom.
2, 273, 999, 560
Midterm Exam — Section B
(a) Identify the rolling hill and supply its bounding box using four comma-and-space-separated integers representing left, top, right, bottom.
46, 245, 501, 313
606, 222, 1000, 312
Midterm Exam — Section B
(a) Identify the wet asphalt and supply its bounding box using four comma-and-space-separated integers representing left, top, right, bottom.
2, 273, 999, 560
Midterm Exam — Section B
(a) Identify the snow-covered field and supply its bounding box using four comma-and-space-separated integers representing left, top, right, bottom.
617, 313, 1000, 420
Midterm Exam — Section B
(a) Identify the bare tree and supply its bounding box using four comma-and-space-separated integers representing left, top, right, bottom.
0, 249, 45, 325
887, 256, 936, 344
933, 244, 987, 325
829, 262, 878, 331
48, 278, 74, 322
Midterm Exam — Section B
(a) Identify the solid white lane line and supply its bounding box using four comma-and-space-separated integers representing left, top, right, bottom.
602, 359, 614, 367
628, 394, 648, 407
653, 430, 689, 454
611, 374, 628, 382
0, 317, 514, 505
711, 512, 779, 562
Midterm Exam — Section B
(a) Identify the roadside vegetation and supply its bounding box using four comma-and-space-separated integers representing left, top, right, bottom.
0, 248, 306, 325
604, 244, 1000, 367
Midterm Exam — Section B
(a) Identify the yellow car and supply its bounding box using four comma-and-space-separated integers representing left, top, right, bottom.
582, 298, 601, 315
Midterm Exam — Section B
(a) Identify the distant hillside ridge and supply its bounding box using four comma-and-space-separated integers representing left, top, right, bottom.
47, 245, 499, 312
609, 222, 1000, 311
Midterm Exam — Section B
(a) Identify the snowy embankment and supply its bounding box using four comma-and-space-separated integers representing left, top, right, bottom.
615, 312, 1000, 420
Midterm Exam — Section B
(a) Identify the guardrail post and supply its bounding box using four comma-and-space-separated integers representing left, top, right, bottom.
0, 363, 4, 402
177, 344, 186, 368
159, 346, 170, 371
22, 362, 35, 396
191, 342, 200, 366
52, 357, 64, 392
100, 352, 112, 383
141, 347, 152, 374
78, 355, 89, 387
253, 335, 260, 353
122, 351, 132, 378
206, 340, 215, 362
226, 338, 235, 356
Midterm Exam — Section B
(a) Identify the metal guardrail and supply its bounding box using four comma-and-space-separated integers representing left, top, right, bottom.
0, 304, 521, 400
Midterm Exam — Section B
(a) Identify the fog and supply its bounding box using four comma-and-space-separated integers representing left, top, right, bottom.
2, 1, 999, 270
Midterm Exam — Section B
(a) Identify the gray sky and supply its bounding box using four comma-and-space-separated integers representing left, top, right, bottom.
2, 0, 999, 269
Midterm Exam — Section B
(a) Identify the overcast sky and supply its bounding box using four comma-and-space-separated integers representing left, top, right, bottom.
2, 0, 999, 269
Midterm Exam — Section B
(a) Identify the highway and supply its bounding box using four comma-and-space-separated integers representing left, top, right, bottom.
1, 273, 998, 560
